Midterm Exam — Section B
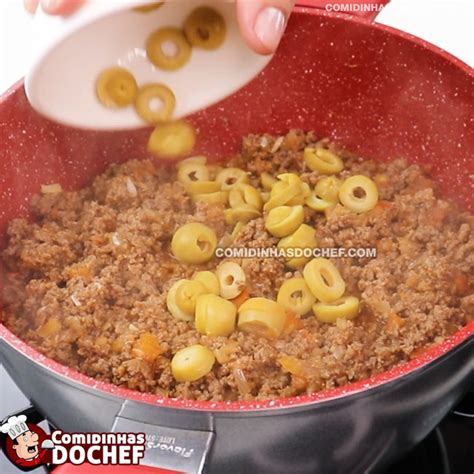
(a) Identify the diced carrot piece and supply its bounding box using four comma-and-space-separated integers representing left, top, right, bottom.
423, 206, 448, 229
374, 174, 389, 187
133, 332, 161, 362
452, 271, 469, 296
377, 238, 394, 253
283, 310, 303, 334
112, 335, 126, 354
279, 355, 306, 377
230, 288, 249, 309
37, 318, 61, 337
95, 336, 109, 350
386, 313, 405, 333
410, 345, 432, 360
409, 175, 433, 192
66, 263, 92, 280
367, 200, 393, 219
291, 375, 308, 392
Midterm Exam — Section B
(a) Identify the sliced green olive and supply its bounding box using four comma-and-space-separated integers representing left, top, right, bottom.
146, 27, 192, 71
171, 344, 215, 382
184, 7, 226, 50
171, 223, 217, 264
96, 67, 138, 108
133, 2, 163, 13
312, 296, 360, 323
134, 83, 176, 124
148, 121, 196, 160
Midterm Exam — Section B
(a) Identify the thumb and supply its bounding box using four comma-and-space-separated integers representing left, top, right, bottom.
24, 0, 39, 14
236, 0, 294, 55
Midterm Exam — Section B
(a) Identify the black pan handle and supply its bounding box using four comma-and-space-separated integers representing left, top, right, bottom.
451, 391, 474, 428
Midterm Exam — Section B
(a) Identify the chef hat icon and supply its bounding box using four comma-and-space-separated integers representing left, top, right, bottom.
0, 415, 29, 440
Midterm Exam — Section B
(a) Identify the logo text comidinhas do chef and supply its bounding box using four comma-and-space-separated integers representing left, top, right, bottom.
1, 414, 145, 470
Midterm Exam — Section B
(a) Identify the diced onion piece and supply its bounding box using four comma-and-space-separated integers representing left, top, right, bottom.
70, 294, 81, 307
271, 136, 285, 153
233, 368, 251, 394
214, 341, 239, 364
126, 177, 138, 196
41, 183, 63, 194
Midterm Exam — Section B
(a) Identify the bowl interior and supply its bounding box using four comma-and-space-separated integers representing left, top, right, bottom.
26, 0, 271, 130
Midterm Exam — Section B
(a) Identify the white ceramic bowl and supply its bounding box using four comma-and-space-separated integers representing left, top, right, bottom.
25, 0, 272, 130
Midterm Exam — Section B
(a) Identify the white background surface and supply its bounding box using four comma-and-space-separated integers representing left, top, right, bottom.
0, 0, 472, 472
0, 0, 473, 93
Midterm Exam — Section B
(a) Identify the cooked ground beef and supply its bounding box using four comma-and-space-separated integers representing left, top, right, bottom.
2, 130, 473, 401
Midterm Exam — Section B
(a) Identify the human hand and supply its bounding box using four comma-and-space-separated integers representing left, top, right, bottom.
24, 0, 84, 17
24, 0, 294, 55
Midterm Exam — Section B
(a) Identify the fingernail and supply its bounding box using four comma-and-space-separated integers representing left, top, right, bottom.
42, 0, 61, 12
255, 7, 287, 52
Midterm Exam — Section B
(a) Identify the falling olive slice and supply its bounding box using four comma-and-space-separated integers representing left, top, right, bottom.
96, 67, 138, 108
134, 83, 176, 124
147, 121, 196, 160
184, 7, 226, 50
146, 27, 192, 71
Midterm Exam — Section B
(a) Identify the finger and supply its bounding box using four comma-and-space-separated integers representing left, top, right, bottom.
41, 0, 84, 16
24, 0, 40, 14
236, 0, 294, 55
